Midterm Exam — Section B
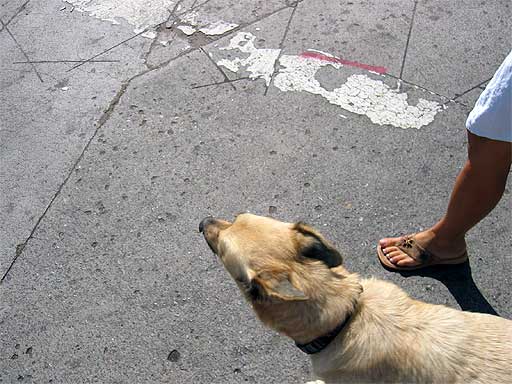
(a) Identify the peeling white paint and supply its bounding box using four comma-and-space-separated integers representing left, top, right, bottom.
199, 21, 238, 35
67, 2, 238, 39
66, 0, 175, 36
176, 20, 238, 36
179, 11, 198, 25
217, 32, 280, 85
274, 55, 441, 129
177, 25, 197, 35
176, 11, 238, 36
215, 32, 442, 129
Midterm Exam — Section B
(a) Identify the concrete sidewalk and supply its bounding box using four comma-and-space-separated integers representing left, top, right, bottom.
1, 0, 510, 382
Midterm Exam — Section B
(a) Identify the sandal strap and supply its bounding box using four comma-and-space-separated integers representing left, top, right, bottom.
396, 235, 431, 263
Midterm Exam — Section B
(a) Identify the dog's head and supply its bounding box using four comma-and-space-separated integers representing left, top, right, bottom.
199, 213, 361, 342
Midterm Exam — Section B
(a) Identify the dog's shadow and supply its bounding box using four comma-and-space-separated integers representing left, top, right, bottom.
397, 261, 500, 316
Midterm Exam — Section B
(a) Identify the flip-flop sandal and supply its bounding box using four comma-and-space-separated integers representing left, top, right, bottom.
377, 234, 468, 271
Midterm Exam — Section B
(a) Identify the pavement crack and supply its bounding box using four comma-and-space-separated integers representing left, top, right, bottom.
0, 2, 326, 282
181, 0, 213, 15
144, 4, 297, 73
144, 0, 185, 67
0, 69, 146, 283
200, 47, 236, 90
398, 0, 418, 80
264, 1, 299, 96
70, 2, 292, 74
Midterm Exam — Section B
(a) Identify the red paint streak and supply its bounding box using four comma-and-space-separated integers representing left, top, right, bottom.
300, 51, 387, 74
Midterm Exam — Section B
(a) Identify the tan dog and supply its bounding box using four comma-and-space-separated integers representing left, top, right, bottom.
200, 213, 512, 384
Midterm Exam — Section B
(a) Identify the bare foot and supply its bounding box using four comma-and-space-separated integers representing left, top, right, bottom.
379, 229, 467, 268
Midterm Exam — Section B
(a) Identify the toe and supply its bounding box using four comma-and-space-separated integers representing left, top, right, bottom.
386, 250, 403, 259
383, 246, 400, 255
396, 256, 421, 267
379, 236, 406, 248
389, 254, 410, 265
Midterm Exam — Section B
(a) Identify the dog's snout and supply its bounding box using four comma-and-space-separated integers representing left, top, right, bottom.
199, 216, 215, 233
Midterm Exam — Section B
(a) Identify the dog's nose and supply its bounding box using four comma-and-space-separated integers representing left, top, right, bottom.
199, 216, 215, 233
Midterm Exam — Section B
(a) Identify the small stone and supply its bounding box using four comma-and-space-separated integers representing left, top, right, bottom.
167, 349, 180, 362
269, 206, 277, 214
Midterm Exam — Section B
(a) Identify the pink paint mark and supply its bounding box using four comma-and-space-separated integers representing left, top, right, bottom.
300, 51, 387, 74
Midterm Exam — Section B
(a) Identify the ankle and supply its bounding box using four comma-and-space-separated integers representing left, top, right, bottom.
427, 227, 465, 249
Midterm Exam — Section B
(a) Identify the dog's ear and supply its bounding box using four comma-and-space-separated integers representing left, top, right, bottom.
240, 271, 307, 302
294, 222, 343, 268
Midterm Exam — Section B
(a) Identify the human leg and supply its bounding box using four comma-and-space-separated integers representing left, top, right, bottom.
380, 131, 511, 268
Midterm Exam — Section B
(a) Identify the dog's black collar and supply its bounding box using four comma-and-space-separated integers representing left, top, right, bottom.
295, 314, 352, 354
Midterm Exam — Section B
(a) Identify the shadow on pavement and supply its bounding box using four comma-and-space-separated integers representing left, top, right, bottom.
398, 260, 500, 316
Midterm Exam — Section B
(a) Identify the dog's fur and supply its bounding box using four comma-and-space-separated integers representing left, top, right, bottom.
200, 213, 512, 383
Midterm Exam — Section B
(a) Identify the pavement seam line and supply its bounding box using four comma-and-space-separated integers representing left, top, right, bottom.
67, 30, 149, 72
13, 59, 120, 64
0, 0, 29, 32
383, 72, 467, 107
452, 76, 493, 101
1, 18, 43, 82
191, 76, 250, 89
398, 0, 418, 80
264, 1, 299, 96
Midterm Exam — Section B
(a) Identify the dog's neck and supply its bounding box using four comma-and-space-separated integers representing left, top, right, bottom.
291, 267, 362, 345
254, 266, 363, 345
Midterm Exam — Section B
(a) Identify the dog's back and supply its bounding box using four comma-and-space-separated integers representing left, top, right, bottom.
311, 278, 512, 383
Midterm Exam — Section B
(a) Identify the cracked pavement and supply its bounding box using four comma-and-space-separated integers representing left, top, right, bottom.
0, 0, 511, 382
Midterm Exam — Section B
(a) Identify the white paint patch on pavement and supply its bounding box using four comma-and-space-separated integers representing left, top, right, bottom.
177, 25, 197, 35
66, 0, 175, 36
215, 32, 442, 129
199, 20, 239, 35
216, 32, 281, 86
274, 55, 441, 129
176, 19, 238, 36
66, 2, 238, 39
